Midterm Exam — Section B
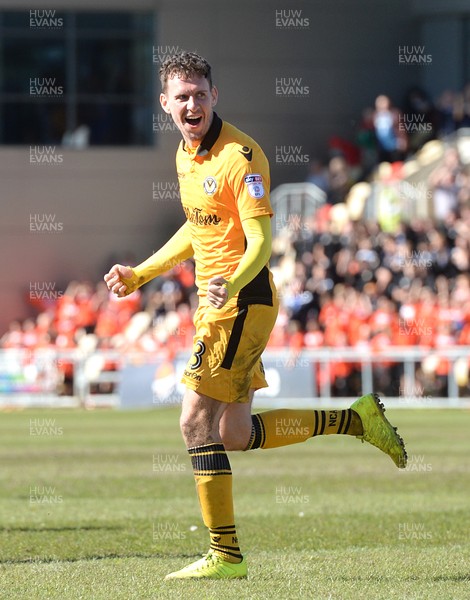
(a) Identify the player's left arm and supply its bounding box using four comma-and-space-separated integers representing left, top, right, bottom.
207, 215, 271, 309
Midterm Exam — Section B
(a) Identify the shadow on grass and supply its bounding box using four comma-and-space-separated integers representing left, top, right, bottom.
431, 574, 470, 582
337, 574, 470, 583
0, 525, 122, 533
0, 552, 201, 565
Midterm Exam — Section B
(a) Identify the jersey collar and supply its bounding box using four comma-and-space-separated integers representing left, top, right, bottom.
182, 112, 223, 157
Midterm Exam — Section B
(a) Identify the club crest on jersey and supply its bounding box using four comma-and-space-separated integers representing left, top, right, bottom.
203, 176, 217, 195
244, 174, 265, 199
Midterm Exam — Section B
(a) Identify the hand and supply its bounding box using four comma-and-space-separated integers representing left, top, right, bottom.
207, 276, 229, 309
104, 264, 134, 297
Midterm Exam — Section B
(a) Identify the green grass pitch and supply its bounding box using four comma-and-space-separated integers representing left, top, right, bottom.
0, 407, 469, 600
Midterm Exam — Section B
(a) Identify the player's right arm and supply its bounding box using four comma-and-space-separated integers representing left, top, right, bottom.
104, 222, 193, 297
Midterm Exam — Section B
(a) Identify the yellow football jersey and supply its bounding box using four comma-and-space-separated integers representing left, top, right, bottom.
176, 112, 275, 308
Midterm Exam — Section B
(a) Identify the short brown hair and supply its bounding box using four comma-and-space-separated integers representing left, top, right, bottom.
159, 51, 212, 92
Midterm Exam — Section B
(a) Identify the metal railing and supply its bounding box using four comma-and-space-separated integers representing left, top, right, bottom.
0, 346, 468, 409
270, 182, 327, 232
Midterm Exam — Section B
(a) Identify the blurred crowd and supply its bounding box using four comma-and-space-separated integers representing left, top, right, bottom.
308, 83, 470, 204
3, 84, 470, 398
3, 187, 470, 397
0, 264, 196, 394
270, 206, 470, 397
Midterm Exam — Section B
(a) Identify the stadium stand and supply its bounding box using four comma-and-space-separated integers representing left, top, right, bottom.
2, 85, 470, 401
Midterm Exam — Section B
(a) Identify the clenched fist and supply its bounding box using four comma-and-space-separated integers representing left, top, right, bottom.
104, 264, 135, 297
207, 276, 229, 309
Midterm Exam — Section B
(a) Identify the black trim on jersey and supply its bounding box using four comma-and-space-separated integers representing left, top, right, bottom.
197, 112, 223, 156
220, 307, 248, 370
181, 112, 223, 155
237, 266, 273, 307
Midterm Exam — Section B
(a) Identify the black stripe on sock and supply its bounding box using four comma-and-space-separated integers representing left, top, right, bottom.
188, 443, 231, 473
210, 547, 241, 556
220, 307, 248, 370
343, 409, 352, 434
259, 413, 266, 447
248, 414, 264, 449
211, 526, 236, 533
193, 470, 232, 476
337, 410, 347, 434
210, 546, 243, 560
312, 410, 319, 437
319, 411, 326, 435
245, 427, 256, 451
210, 542, 240, 551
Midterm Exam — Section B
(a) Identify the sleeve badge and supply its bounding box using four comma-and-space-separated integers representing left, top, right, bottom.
244, 174, 265, 199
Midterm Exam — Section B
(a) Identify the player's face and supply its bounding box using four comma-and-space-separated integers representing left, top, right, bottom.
160, 75, 218, 148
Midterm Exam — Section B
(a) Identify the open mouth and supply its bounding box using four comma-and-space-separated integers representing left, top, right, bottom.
185, 116, 202, 126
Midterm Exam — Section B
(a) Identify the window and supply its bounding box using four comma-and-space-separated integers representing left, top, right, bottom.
0, 10, 155, 146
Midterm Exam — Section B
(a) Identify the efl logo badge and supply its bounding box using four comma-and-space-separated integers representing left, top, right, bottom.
245, 174, 265, 199
203, 176, 217, 195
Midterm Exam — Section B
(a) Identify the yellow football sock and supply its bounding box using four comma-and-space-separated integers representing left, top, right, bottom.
188, 443, 242, 563
245, 409, 362, 449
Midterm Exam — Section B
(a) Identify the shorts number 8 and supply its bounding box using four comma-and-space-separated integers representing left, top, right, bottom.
190, 340, 206, 370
